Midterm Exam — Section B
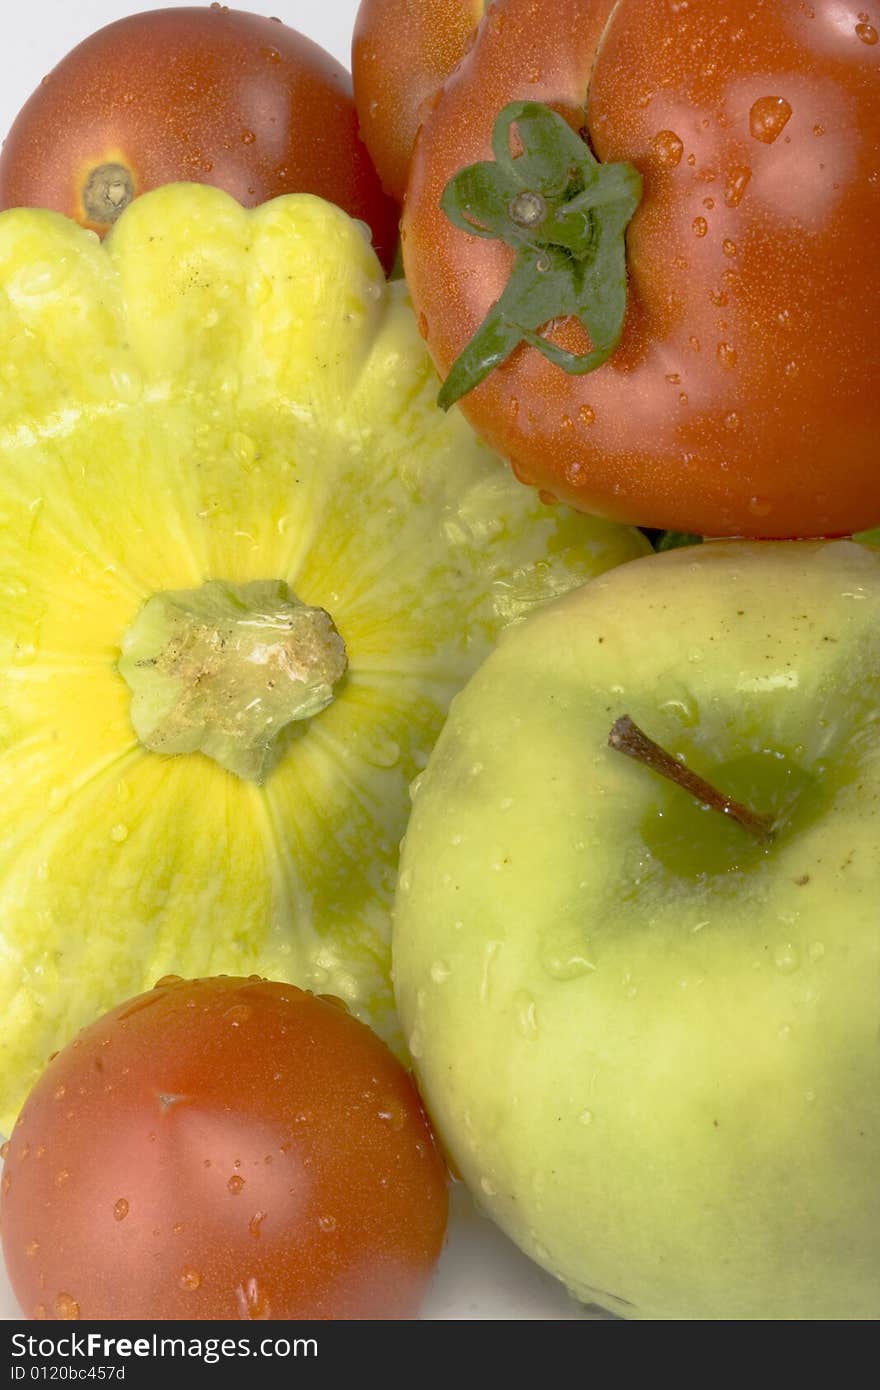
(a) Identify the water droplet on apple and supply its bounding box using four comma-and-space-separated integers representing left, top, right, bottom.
774, 943, 801, 974
541, 940, 595, 980
514, 992, 540, 1040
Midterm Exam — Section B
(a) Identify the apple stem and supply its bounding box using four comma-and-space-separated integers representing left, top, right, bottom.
608, 715, 775, 843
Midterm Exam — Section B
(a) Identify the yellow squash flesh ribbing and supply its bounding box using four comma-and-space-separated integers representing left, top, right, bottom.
0, 184, 647, 1132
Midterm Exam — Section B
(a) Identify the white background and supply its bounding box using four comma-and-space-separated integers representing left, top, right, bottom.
0, 0, 598, 1323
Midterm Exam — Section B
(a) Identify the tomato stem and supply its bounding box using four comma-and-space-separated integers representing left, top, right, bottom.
437, 101, 642, 410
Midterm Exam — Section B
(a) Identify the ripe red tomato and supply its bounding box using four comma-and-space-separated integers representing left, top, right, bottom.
353, 0, 483, 202
0, 977, 448, 1321
0, 6, 399, 271
357, 0, 880, 537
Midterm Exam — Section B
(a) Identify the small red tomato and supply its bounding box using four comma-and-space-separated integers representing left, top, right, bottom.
0, 6, 399, 270
0, 977, 448, 1321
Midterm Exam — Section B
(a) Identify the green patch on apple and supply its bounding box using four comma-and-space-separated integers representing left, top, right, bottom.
394, 539, 880, 1321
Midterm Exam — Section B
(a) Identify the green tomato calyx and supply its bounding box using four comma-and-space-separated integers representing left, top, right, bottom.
119, 579, 347, 784
609, 714, 775, 844
438, 101, 643, 410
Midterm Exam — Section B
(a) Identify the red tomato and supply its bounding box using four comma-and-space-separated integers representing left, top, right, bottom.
0, 6, 399, 271
353, 0, 483, 202
357, 0, 880, 537
0, 977, 448, 1321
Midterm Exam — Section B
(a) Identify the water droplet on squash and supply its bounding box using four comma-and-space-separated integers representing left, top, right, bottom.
110, 823, 129, 844
578, 1109, 594, 1126
749, 96, 792, 144
430, 960, 451, 984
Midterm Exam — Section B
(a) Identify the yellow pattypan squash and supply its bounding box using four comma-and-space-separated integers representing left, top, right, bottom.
0, 183, 648, 1130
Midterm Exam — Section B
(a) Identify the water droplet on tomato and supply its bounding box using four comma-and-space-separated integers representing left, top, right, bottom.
722, 239, 738, 258
748, 495, 773, 518
240, 129, 256, 145
579, 404, 597, 426
25, 1240, 39, 1258
223, 1004, 253, 1026
724, 166, 751, 207
749, 96, 792, 144
54, 1294, 80, 1320
227, 1175, 245, 1195
856, 20, 878, 42
653, 130, 684, 167
113, 1198, 129, 1222
237, 1277, 271, 1319
692, 216, 708, 237
179, 1269, 202, 1291
716, 342, 738, 368
724, 411, 741, 432
248, 1211, 267, 1238
318, 1214, 337, 1233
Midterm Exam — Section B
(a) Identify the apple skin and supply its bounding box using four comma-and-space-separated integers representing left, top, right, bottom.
394, 539, 880, 1320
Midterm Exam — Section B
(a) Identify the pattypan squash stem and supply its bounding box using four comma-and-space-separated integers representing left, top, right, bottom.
119, 579, 347, 784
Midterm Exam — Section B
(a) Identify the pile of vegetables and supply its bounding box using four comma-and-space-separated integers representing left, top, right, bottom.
1, 0, 879, 1323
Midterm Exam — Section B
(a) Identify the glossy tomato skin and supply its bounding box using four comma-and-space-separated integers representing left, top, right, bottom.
353, 0, 483, 201
398, 0, 880, 538
0, 6, 399, 271
0, 978, 448, 1320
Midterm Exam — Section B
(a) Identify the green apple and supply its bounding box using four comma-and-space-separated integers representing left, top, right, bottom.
394, 539, 880, 1321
